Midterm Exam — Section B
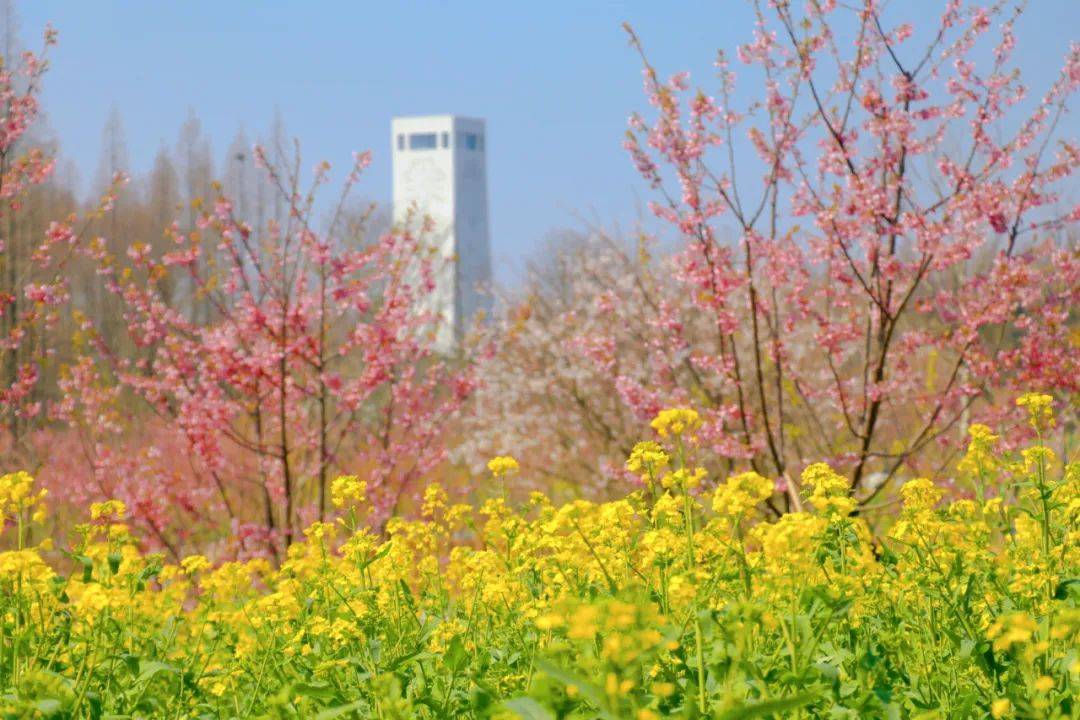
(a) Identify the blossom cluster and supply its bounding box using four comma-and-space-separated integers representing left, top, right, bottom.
464, 0, 1080, 508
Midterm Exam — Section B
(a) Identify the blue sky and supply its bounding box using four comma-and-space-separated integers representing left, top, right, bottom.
17, 1, 1079, 284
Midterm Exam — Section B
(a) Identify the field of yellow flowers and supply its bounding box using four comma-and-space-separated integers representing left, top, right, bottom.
1, 396, 1077, 719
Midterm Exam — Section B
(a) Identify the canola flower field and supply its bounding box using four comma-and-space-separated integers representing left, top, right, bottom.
1, 397, 1077, 719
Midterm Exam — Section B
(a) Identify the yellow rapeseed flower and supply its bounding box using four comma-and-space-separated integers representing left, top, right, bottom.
987, 612, 1038, 652
650, 407, 702, 439
330, 475, 367, 509
957, 423, 1000, 478
0, 410, 1074, 715
0, 471, 49, 531
1016, 392, 1054, 431
899, 478, 942, 513
422, 483, 448, 518
801, 463, 856, 518
713, 471, 773, 518
487, 455, 520, 478
626, 441, 670, 482
89, 499, 127, 521
1021, 446, 1057, 474
660, 466, 707, 491
0, 549, 55, 586
180, 555, 211, 576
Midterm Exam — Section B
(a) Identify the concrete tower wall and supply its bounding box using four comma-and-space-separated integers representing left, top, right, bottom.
391, 115, 491, 353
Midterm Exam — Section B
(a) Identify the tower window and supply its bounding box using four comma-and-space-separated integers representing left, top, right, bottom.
409, 133, 438, 150
397, 134, 405, 151
441, 132, 449, 148
458, 132, 478, 150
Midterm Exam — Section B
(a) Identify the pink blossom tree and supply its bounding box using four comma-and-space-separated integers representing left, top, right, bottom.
0, 26, 61, 441
469, 1, 1078, 511
462, 230, 701, 499
620, 0, 1079, 506
53, 146, 475, 558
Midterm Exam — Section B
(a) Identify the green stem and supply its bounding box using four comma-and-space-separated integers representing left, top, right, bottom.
683, 490, 707, 714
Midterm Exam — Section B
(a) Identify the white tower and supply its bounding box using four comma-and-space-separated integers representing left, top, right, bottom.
392, 115, 492, 353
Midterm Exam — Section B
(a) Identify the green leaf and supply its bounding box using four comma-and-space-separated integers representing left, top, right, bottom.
33, 699, 63, 716
534, 659, 619, 720
445, 635, 468, 672
470, 684, 495, 712
398, 578, 418, 613
292, 681, 339, 700
501, 697, 556, 720
876, 542, 898, 567
713, 692, 819, 720
813, 660, 840, 679
357, 543, 392, 571
76, 555, 93, 583
118, 653, 139, 676
384, 646, 426, 672
1053, 578, 1079, 600
314, 700, 367, 719
136, 660, 178, 685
